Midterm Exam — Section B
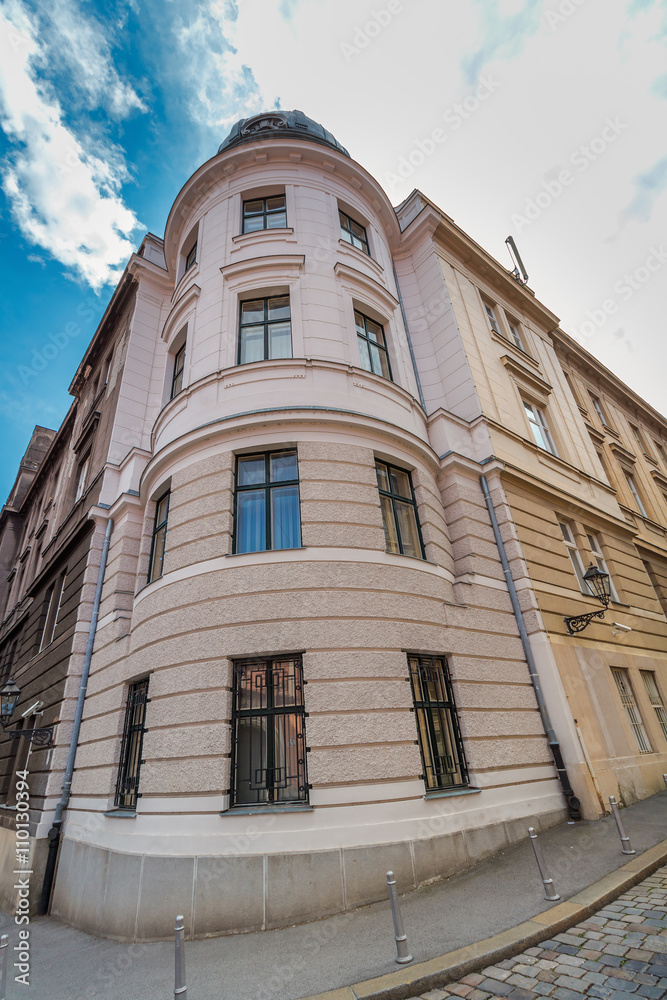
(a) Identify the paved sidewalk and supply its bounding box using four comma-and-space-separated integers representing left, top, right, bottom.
404, 867, 667, 1000
1, 792, 665, 999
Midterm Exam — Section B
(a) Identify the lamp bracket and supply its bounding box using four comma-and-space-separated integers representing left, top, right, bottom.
3, 726, 54, 747
564, 609, 606, 635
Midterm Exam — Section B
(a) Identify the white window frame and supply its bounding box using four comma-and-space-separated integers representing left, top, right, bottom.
590, 395, 608, 427
507, 318, 525, 351
624, 471, 647, 517
483, 300, 501, 336
611, 667, 652, 754
75, 456, 89, 502
39, 571, 66, 651
558, 520, 588, 594
524, 400, 558, 455
586, 532, 619, 603
641, 671, 667, 743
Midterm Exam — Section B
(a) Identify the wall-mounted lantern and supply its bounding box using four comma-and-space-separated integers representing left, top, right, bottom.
0, 679, 54, 746
564, 564, 611, 635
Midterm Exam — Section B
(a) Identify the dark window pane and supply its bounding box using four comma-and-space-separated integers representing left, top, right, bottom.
409, 656, 468, 790
271, 485, 300, 549
358, 337, 372, 372
268, 296, 290, 321
241, 300, 265, 324
236, 491, 266, 553
269, 322, 292, 358
236, 716, 269, 804
243, 215, 264, 233
149, 526, 166, 582
380, 495, 400, 553
270, 452, 298, 482
375, 462, 390, 493
395, 501, 421, 557
389, 467, 411, 498
267, 212, 287, 228
244, 200, 263, 215
239, 326, 264, 364
238, 456, 266, 486
266, 196, 285, 212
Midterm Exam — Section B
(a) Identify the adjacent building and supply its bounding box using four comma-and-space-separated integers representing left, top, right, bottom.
1, 110, 665, 939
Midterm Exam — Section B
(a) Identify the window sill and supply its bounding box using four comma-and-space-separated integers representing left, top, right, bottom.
232, 227, 295, 244
222, 804, 312, 816
104, 808, 137, 819
226, 546, 307, 558
424, 786, 481, 800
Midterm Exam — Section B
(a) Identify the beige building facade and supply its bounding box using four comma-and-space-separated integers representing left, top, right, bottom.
4, 111, 665, 940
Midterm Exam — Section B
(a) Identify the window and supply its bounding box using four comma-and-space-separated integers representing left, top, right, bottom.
242, 195, 287, 233
170, 344, 185, 399
523, 400, 558, 455
558, 521, 588, 593
654, 440, 667, 469
339, 210, 370, 254
376, 460, 424, 558
39, 571, 66, 651
234, 451, 301, 554
355, 310, 392, 380
642, 560, 667, 617
630, 424, 652, 459
74, 455, 89, 502
507, 318, 525, 350
102, 352, 113, 387
611, 667, 652, 753
590, 395, 608, 427
586, 533, 619, 602
184, 242, 197, 272
641, 672, 667, 743
114, 678, 150, 810
238, 296, 291, 364
408, 655, 468, 791
231, 656, 308, 806
147, 491, 170, 583
483, 301, 501, 335
624, 472, 647, 517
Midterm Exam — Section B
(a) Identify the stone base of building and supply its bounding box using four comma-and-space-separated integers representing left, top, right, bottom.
50, 806, 568, 941
0, 823, 48, 916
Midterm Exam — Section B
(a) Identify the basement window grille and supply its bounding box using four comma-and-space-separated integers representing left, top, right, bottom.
115, 678, 150, 810
641, 671, 667, 743
408, 654, 468, 790
611, 667, 652, 754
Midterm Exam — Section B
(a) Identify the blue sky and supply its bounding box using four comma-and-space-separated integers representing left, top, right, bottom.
1, 0, 666, 502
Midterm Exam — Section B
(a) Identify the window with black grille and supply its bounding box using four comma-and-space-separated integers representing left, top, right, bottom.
408, 655, 468, 791
114, 678, 150, 810
231, 656, 308, 807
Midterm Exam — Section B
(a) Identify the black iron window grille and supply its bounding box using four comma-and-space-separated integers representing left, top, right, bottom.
185, 242, 197, 272
170, 344, 185, 399
234, 450, 301, 553
114, 678, 150, 810
408, 655, 468, 791
355, 310, 392, 380
238, 296, 292, 365
147, 490, 170, 583
231, 656, 308, 806
242, 195, 287, 233
375, 460, 425, 559
339, 210, 370, 254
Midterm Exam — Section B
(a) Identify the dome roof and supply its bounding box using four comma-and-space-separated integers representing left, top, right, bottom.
218, 110, 350, 157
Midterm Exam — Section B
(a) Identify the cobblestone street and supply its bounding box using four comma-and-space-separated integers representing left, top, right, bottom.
407, 867, 667, 1000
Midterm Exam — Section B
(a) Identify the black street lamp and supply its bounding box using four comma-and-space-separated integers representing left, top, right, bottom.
0, 679, 54, 747
564, 564, 612, 635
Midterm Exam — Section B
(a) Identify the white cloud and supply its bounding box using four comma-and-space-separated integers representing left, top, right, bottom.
0, 1, 143, 289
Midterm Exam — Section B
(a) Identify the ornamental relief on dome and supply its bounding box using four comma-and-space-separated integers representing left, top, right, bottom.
241, 114, 288, 135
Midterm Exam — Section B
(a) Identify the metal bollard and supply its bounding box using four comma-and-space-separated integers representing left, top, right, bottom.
174, 914, 187, 999
528, 827, 560, 901
386, 871, 413, 965
609, 796, 635, 855
0, 933, 8, 1000
663, 773, 667, 790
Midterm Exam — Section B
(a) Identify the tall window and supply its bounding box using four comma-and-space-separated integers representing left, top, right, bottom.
39, 571, 66, 651
75, 455, 89, 502
376, 460, 424, 559
339, 210, 370, 254
523, 400, 558, 455
590, 395, 608, 427
483, 301, 501, 335
642, 560, 667, 617
242, 196, 287, 233
235, 451, 301, 554
355, 310, 392, 380
115, 678, 150, 810
611, 667, 652, 753
586, 532, 619, 602
170, 344, 185, 399
641, 671, 667, 743
624, 472, 647, 517
231, 656, 308, 806
507, 318, 525, 350
408, 655, 468, 791
184, 242, 197, 272
558, 521, 587, 593
147, 491, 170, 583
238, 296, 292, 364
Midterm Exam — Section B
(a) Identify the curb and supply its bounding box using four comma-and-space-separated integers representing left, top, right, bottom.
296, 838, 667, 1000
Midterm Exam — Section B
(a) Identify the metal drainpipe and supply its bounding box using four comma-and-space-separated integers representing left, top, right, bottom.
480, 475, 581, 821
392, 262, 426, 411
39, 516, 113, 914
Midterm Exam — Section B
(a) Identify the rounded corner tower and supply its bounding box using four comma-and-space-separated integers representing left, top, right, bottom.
51, 109, 567, 942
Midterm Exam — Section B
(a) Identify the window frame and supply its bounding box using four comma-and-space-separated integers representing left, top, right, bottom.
624, 471, 647, 517
170, 343, 186, 399
611, 667, 652, 754
114, 678, 150, 811
482, 300, 502, 336
39, 570, 66, 652
233, 450, 301, 554
640, 671, 667, 743
355, 309, 392, 381
242, 195, 287, 234
339, 209, 370, 255
147, 490, 170, 583
237, 295, 292, 365
523, 399, 558, 456
230, 655, 309, 808
74, 454, 90, 503
184, 242, 197, 272
408, 654, 469, 792
586, 532, 619, 603
590, 395, 609, 427
558, 520, 588, 594
375, 459, 425, 559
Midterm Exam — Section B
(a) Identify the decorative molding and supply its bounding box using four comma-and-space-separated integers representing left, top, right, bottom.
609, 441, 637, 469
220, 254, 305, 281
501, 354, 552, 406
162, 283, 201, 343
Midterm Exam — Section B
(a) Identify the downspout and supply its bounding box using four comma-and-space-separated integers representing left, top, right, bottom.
392, 262, 426, 410
480, 474, 581, 821
39, 516, 113, 914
